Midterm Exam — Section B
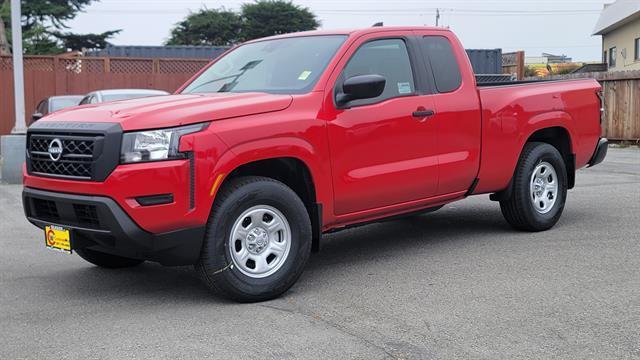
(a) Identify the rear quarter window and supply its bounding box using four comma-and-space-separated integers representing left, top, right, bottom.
419, 36, 462, 93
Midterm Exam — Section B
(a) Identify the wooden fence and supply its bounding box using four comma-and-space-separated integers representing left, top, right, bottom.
0, 56, 211, 135
526, 70, 640, 142
502, 51, 525, 80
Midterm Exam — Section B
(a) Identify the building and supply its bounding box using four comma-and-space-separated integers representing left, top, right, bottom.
525, 53, 572, 65
85, 45, 228, 59
593, 0, 640, 72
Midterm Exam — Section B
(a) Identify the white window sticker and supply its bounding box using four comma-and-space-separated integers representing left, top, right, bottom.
298, 70, 312, 80
397, 82, 412, 94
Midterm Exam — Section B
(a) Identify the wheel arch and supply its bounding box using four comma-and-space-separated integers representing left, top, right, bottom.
209, 149, 324, 252
491, 124, 576, 201
525, 126, 575, 189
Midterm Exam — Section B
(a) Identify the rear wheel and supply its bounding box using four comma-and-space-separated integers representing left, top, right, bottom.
196, 176, 312, 302
500, 142, 568, 231
75, 248, 144, 268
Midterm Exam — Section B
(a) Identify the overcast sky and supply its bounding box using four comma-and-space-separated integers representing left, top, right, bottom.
67, 0, 615, 61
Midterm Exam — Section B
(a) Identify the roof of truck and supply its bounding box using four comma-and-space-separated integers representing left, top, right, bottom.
245, 26, 450, 43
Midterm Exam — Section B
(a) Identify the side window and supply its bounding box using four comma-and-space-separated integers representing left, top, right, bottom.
609, 47, 617, 67
79, 96, 90, 105
338, 38, 415, 106
89, 95, 99, 104
420, 36, 462, 93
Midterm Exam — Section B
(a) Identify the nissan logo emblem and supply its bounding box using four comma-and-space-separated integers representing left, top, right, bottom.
47, 138, 63, 161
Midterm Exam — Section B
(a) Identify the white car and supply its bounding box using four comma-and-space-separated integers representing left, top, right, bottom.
79, 89, 169, 105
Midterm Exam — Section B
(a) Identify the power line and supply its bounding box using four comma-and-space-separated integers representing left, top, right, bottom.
84, 8, 603, 15
101, 0, 612, 3
315, 9, 602, 14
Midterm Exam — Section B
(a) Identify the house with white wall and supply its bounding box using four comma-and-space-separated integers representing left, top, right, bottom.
593, 0, 640, 72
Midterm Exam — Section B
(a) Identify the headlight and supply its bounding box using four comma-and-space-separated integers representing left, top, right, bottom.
120, 123, 208, 163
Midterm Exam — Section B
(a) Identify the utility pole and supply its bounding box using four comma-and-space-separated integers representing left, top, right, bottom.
435, 8, 440, 27
0, 0, 26, 184
10, 0, 26, 133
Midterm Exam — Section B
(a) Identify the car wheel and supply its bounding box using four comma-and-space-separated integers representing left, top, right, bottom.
500, 142, 568, 231
75, 248, 144, 268
196, 176, 312, 302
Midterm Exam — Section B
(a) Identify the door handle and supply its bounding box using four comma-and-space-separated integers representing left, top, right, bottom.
412, 109, 435, 118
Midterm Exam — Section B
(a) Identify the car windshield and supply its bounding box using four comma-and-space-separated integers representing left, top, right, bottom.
181, 35, 347, 95
50, 97, 81, 111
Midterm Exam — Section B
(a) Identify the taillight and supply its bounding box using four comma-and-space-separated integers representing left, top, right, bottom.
596, 90, 605, 124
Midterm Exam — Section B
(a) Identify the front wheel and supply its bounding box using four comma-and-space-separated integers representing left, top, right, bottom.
500, 142, 568, 231
196, 176, 312, 302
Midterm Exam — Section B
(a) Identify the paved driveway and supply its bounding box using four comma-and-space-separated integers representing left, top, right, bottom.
1, 148, 638, 359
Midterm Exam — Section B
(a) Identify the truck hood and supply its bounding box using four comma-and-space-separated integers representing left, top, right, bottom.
41, 92, 294, 131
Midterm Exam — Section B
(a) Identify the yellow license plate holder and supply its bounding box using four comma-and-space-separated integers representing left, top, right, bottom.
45, 225, 72, 254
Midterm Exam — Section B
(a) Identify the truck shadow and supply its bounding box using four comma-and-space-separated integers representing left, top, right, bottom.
305, 204, 512, 271
42, 202, 580, 304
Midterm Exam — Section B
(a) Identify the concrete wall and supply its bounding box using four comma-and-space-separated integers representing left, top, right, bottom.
0, 135, 26, 184
603, 18, 640, 72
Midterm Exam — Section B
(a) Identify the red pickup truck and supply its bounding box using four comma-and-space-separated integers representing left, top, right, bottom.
23, 27, 607, 302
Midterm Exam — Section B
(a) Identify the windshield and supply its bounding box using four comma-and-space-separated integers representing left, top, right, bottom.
181, 35, 347, 95
50, 97, 82, 111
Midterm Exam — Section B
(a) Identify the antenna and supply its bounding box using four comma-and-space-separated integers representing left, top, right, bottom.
372, 22, 383, 27
435, 9, 440, 26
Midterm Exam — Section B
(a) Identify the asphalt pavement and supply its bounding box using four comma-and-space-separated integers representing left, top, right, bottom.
1, 147, 638, 359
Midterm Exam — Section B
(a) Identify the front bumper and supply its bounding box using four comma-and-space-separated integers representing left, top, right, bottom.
23, 159, 202, 234
23, 187, 205, 265
588, 138, 608, 167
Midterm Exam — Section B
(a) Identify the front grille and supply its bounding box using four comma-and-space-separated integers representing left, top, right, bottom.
28, 134, 100, 180
64, 139, 94, 156
73, 204, 100, 227
27, 122, 122, 182
31, 160, 92, 178
32, 198, 59, 221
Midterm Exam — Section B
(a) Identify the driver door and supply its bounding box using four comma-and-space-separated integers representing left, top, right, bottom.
325, 35, 439, 215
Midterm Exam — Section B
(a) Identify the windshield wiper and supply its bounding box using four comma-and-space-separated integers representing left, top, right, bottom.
187, 60, 263, 93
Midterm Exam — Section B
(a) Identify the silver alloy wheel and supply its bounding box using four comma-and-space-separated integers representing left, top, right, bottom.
529, 161, 558, 214
229, 205, 292, 278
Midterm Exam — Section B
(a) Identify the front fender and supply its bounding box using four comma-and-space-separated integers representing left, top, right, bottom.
204, 135, 333, 219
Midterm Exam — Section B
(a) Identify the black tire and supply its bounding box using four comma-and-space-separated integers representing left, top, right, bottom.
196, 176, 312, 302
75, 248, 144, 268
500, 142, 568, 231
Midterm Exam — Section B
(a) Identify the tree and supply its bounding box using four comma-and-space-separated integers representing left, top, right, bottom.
166, 8, 242, 46
0, 0, 10, 54
240, 1, 319, 41
20, 0, 94, 29
165, 1, 320, 46
55, 30, 120, 51
23, 23, 61, 54
0, 0, 120, 55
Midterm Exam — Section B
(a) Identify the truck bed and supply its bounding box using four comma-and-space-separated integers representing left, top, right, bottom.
473, 78, 602, 194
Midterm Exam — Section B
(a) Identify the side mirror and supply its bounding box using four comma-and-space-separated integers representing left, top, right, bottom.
336, 74, 386, 106
32, 112, 43, 121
